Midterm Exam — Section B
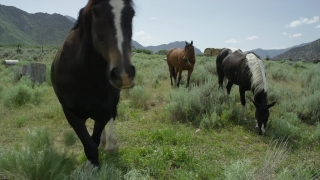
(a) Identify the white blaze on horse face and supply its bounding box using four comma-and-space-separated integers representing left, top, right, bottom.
109, 0, 124, 58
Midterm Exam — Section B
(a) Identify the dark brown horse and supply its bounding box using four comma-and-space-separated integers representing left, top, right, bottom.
216, 48, 276, 135
51, 0, 135, 167
166, 41, 196, 88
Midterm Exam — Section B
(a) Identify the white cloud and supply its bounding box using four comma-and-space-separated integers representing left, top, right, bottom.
135, 31, 146, 36
282, 32, 287, 35
150, 17, 160, 20
246, 36, 258, 40
226, 39, 238, 43
286, 16, 319, 28
316, 24, 320, 28
142, 36, 152, 40
289, 33, 302, 38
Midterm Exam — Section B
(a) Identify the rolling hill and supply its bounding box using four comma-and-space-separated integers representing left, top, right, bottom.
273, 38, 320, 61
0, 4, 203, 54
245, 42, 308, 58
0, 4, 73, 46
133, 41, 203, 54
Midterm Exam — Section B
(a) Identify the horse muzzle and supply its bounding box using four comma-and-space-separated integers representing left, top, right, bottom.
109, 66, 136, 89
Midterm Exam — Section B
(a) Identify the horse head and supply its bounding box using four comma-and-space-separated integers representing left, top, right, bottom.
183, 40, 194, 64
252, 101, 276, 135
83, 0, 136, 89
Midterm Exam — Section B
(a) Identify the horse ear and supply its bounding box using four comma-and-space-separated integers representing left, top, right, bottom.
191, 40, 193, 45
267, 102, 276, 109
185, 41, 187, 45
252, 101, 260, 108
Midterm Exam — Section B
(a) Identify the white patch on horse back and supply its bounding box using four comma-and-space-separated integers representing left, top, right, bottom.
109, 0, 125, 57
261, 124, 266, 134
246, 53, 267, 96
229, 48, 239, 53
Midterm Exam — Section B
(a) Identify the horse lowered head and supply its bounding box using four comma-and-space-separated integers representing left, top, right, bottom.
253, 101, 276, 135
85, 0, 136, 89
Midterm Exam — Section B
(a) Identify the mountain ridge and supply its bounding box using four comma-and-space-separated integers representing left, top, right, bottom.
273, 38, 320, 61
245, 42, 308, 58
134, 41, 203, 54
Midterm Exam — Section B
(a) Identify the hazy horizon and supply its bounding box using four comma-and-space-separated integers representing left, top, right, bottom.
1, 0, 319, 52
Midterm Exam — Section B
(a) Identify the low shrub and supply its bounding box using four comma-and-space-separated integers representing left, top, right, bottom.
0, 130, 77, 180
129, 86, 151, 109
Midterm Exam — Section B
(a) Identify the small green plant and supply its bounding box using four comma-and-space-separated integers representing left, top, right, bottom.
63, 130, 78, 147
224, 159, 255, 180
129, 86, 151, 109
297, 92, 320, 125
155, 49, 168, 55
269, 117, 299, 139
0, 130, 77, 180
200, 112, 227, 130
14, 115, 27, 128
3, 84, 32, 107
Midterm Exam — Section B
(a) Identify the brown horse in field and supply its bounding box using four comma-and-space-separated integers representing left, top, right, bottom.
51, 0, 136, 167
166, 41, 195, 88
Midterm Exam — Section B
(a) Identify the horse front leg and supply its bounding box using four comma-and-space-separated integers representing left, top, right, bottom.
186, 69, 193, 88
239, 87, 247, 120
99, 118, 119, 154
62, 107, 99, 167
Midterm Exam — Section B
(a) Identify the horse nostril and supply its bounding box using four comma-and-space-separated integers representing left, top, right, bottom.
128, 65, 136, 78
110, 67, 120, 80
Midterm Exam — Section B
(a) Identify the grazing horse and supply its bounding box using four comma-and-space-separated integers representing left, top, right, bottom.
51, 0, 136, 167
166, 41, 196, 88
216, 48, 276, 135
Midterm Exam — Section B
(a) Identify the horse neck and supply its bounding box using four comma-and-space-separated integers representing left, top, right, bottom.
254, 91, 267, 105
188, 49, 196, 63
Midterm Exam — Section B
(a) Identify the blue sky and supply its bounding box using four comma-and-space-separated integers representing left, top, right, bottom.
1, 0, 319, 52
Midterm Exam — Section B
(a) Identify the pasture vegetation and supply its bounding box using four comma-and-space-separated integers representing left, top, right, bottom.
0, 45, 320, 179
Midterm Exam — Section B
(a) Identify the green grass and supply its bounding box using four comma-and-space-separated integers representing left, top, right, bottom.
0, 45, 319, 179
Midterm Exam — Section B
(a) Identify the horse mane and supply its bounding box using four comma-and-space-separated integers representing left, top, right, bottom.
245, 52, 267, 97
70, 8, 84, 32
246, 51, 261, 59
69, 0, 102, 37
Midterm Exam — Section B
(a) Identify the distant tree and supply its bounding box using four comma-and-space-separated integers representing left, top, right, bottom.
265, 55, 270, 60
16, 43, 22, 54
155, 49, 168, 55
133, 49, 152, 55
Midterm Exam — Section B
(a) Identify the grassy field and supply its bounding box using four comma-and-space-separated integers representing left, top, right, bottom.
0, 45, 319, 180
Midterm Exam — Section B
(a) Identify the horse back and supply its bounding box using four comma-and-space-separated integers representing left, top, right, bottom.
166, 48, 193, 70
166, 48, 182, 65
222, 52, 249, 86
